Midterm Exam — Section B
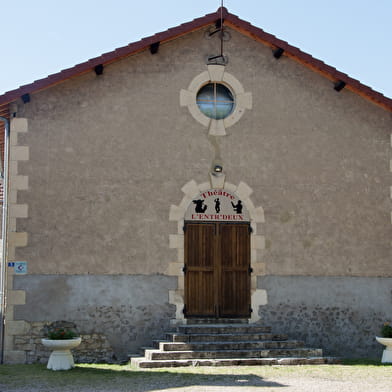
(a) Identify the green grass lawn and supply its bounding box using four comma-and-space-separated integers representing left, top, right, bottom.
0, 360, 391, 392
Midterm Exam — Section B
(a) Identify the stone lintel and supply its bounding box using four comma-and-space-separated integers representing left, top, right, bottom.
209, 173, 225, 189
207, 64, 225, 81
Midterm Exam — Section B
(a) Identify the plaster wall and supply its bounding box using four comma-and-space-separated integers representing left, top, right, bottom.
14, 27, 392, 277
14, 275, 176, 359
8, 24, 392, 361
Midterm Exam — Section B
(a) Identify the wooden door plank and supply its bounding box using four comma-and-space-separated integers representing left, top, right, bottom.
184, 223, 216, 317
219, 223, 251, 317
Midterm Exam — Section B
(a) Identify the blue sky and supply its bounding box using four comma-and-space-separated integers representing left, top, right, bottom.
0, 0, 391, 98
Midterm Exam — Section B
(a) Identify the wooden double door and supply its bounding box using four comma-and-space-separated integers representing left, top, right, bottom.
184, 222, 251, 318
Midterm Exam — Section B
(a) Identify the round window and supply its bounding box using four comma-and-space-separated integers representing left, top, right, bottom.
196, 83, 234, 120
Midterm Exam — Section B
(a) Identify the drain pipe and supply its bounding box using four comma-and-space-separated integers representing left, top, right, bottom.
0, 116, 10, 364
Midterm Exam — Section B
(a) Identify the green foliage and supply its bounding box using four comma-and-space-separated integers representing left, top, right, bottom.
43, 320, 79, 340
381, 322, 392, 338
47, 328, 78, 340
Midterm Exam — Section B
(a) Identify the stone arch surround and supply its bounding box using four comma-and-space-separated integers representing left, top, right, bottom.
180, 64, 252, 136
168, 179, 267, 324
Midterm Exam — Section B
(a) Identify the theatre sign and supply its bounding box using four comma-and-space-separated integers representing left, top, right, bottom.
185, 189, 249, 222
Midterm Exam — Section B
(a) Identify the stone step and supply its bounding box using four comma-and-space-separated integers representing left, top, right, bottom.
145, 347, 323, 361
167, 332, 288, 343
131, 322, 330, 368
178, 324, 272, 335
131, 356, 339, 368
158, 340, 305, 352
186, 318, 249, 325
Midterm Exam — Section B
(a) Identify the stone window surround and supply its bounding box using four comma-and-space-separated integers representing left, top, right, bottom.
180, 65, 252, 136
168, 179, 267, 325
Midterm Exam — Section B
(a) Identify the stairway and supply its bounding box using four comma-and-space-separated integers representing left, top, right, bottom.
130, 319, 338, 368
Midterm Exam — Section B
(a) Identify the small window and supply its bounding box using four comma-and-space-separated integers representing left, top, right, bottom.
196, 83, 234, 120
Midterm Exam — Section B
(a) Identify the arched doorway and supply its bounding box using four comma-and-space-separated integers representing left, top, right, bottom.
168, 180, 266, 324
184, 189, 251, 318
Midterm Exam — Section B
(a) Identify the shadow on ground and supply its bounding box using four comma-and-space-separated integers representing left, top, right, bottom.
0, 364, 286, 391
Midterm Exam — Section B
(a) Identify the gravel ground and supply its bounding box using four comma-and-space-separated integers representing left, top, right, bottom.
5, 376, 392, 392
150, 376, 392, 392
1, 364, 392, 392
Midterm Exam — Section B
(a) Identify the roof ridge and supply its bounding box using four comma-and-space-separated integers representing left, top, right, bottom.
0, 7, 390, 112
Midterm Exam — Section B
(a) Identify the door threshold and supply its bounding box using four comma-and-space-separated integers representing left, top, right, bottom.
186, 318, 249, 325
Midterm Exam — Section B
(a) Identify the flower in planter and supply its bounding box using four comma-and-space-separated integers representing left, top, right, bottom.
47, 328, 78, 340
380, 322, 392, 338
43, 321, 79, 340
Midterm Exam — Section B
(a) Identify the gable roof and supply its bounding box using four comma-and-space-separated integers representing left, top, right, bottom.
0, 7, 391, 113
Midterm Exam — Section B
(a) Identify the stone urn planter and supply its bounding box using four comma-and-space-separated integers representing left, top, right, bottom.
376, 337, 392, 363
41, 337, 82, 370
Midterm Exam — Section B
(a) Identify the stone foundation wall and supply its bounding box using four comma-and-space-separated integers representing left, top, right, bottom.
12, 321, 117, 364
13, 274, 177, 362
257, 275, 392, 358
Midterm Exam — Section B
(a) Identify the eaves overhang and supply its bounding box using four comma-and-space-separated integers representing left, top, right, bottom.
0, 7, 391, 113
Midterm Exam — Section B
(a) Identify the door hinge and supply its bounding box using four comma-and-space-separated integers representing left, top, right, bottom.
182, 265, 187, 274
248, 266, 253, 275
183, 225, 186, 233
248, 225, 253, 234
183, 305, 187, 315
249, 305, 253, 314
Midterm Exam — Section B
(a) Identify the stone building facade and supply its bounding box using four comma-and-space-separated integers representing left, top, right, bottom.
0, 7, 391, 363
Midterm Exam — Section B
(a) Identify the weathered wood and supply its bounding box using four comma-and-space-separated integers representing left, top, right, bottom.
184, 222, 250, 318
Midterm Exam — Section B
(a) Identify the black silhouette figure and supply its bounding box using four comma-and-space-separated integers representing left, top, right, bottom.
231, 200, 243, 214
193, 199, 207, 213
214, 198, 221, 213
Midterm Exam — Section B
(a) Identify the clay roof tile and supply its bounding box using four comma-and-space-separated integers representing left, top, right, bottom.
0, 7, 390, 112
